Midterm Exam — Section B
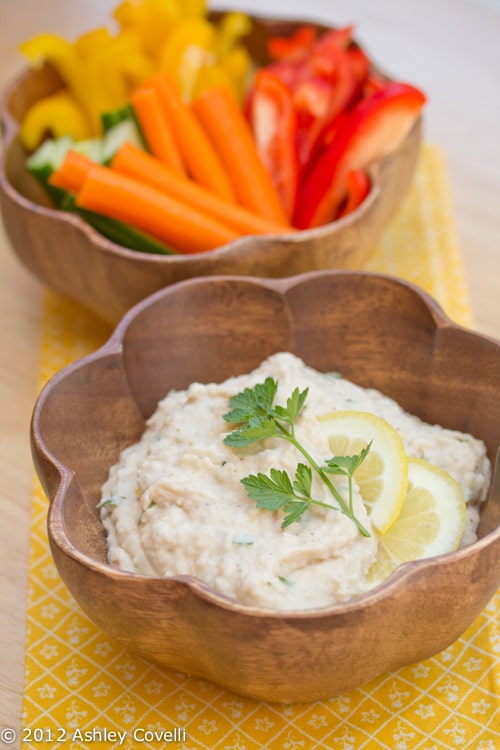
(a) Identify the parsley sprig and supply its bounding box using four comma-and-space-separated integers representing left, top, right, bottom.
223, 377, 371, 536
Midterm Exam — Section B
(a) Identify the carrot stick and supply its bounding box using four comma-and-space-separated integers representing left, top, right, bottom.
111, 142, 293, 236
48, 149, 96, 193
150, 73, 236, 204
75, 166, 239, 254
131, 86, 186, 176
192, 86, 289, 225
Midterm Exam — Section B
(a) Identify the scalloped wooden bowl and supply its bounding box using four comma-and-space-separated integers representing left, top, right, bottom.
1, 14, 423, 325
31, 271, 500, 703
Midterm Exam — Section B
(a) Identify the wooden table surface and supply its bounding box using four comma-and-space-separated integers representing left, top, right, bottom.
1, 0, 499, 739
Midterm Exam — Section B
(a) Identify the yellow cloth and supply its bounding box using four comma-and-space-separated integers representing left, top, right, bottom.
25, 144, 499, 748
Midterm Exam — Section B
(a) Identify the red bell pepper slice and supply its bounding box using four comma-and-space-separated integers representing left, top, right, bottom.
280, 67, 359, 170
336, 168, 371, 219
310, 25, 354, 70
247, 69, 299, 219
293, 77, 333, 118
263, 25, 365, 171
268, 25, 317, 63
303, 46, 359, 161
318, 45, 358, 113
363, 74, 387, 97
345, 46, 371, 97
294, 82, 426, 229
292, 76, 334, 165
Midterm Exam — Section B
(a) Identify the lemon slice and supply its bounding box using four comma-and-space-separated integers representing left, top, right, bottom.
318, 410, 408, 533
367, 457, 467, 585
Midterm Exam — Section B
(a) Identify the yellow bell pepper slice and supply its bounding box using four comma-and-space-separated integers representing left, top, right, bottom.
117, 49, 154, 90
221, 46, 253, 104
20, 91, 91, 150
158, 17, 215, 101
180, 0, 207, 17
18, 4, 255, 147
19, 33, 75, 70
19, 33, 100, 135
93, 29, 153, 90
20, 28, 155, 136
73, 28, 113, 59
19, 33, 83, 93
192, 64, 234, 99
78, 31, 154, 125
191, 51, 251, 105
215, 12, 252, 59
114, 0, 182, 60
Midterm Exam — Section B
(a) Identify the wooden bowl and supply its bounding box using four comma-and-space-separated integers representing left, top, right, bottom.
31, 271, 500, 703
0, 14, 423, 326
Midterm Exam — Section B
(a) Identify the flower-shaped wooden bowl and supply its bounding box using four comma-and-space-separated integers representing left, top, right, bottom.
31, 271, 500, 703
1, 14, 422, 325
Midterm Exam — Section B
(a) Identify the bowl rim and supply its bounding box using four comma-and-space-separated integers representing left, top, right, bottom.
32, 269, 500, 619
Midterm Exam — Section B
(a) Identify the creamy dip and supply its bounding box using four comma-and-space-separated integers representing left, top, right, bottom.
100, 352, 490, 610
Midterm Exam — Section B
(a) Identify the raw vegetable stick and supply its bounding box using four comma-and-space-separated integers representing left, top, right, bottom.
336, 169, 371, 219
45, 151, 176, 255
48, 149, 96, 193
131, 87, 186, 177
151, 73, 236, 204
111, 143, 293, 236
76, 166, 240, 254
192, 85, 290, 225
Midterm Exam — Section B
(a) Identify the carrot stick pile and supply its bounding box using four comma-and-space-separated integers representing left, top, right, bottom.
112, 143, 289, 236
192, 86, 290, 226
49, 76, 293, 254
151, 74, 236, 203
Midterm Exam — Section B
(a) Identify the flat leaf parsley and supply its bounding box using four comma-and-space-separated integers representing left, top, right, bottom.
223, 377, 371, 536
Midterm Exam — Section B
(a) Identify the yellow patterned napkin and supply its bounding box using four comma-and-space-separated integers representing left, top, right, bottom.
24, 144, 499, 749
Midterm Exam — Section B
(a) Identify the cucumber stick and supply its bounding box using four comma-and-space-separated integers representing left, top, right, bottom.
26, 127, 176, 255
100, 104, 135, 132
26, 135, 73, 204
76, 208, 176, 255
26, 117, 144, 183
101, 119, 145, 163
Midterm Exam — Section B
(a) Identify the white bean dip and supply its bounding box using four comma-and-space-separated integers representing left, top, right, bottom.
100, 353, 490, 610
